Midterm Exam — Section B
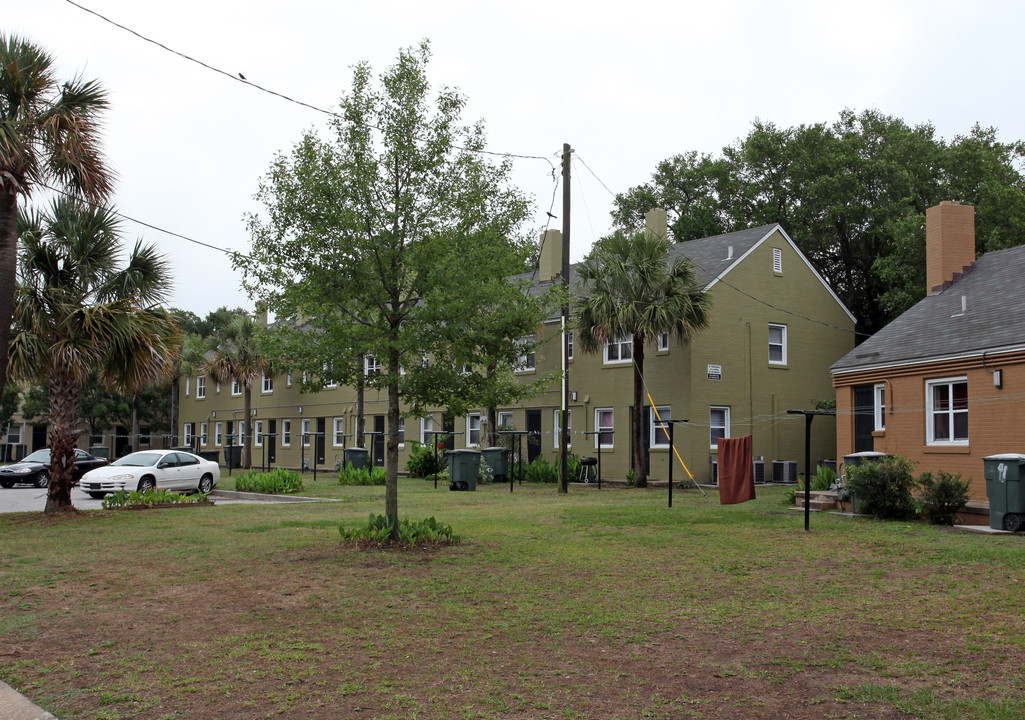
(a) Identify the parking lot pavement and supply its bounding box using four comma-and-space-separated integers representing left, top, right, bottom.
0, 486, 107, 513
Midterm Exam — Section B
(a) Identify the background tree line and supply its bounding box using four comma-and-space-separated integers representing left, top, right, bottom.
612, 109, 1025, 336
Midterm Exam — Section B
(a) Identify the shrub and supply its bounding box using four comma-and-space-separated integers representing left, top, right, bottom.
512, 456, 559, 483
339, 514, 460, 546
799, 464, 836, 491
234, 468, 304, 494
102, 488, 209, 509
845, 456, 919, 520
477, 457, 494, 484
918, 471, 971, 526
405, 440, 447, 478
338, 463, 386, 486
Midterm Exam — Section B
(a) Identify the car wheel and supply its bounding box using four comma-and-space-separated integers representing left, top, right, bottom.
137, 476, 156, 492
198, 474, 214, 494
0, 479, 13, 489
87, 492, 106, 499
34, 470, 49, 488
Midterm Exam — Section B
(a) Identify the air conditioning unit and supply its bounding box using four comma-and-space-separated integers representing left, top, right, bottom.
753, 459, 765, 484
772, 460, 798, 484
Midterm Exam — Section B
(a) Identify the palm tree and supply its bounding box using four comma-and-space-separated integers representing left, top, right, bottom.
206, 315, 271, 469
8, 198, 176, 513
0, 35, 113, 400
576, 229, 711, 488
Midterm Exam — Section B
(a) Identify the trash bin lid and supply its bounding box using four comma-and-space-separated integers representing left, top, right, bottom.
445, 449, 481, 455
982, 453, 1025, 461
843, 451, 890, 458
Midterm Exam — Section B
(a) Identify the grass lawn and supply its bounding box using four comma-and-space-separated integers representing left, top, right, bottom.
1, 478, 1024, 719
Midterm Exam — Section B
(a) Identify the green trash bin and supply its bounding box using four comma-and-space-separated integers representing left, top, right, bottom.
481, 447, 510, 481
841, 452, 891, 514
344, 447, 369, 471
983, 454, 1025, 531
223, 446, 242, 470
446, 449, 480, 491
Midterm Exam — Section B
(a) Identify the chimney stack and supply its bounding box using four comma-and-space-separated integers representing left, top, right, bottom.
926, 201, 975, 295
538, 229, 564, 282
645, 208, 668, 241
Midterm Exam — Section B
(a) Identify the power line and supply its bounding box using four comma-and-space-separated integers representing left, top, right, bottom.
63, 0, 556, 166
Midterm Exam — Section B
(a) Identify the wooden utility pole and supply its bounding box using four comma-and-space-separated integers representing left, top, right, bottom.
560, 143, 572, 493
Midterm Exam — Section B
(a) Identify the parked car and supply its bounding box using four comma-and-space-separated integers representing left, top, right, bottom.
78, 449, 220, 498
0, 448, 109, 488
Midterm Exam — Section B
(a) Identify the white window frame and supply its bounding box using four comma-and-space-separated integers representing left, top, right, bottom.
926, 377, 968, 446
323, 362, 337, 388
567, 331, 574, 361
650, 406, 671, 448
196, 375, 205, 399
466, 413, 482, 448
281, 419, 291, 447
286, 373, 292, 387
333, 417, 346, 447
301, 419, 312, 447
497, 411, 514, 431
6, 422, 23, 445
254, 420, 264, 447
768, 323, 788, 365
262, 374, 273, 393
398, 417, 405, 447
515, 337, 535, 372
214, 422, 223, 446
185, 376, 190, 397
595, 408, 614, 449
658, 332, 670, 352
710, 406, 731, 449
231, 378, 242, 396
183, 423, 193, 446
604, 335, 632, 364
874, 384, 886, 432
199, 422, 208, 447
365, 356, 382, 376
553, 409, 572, 448
420, 415, 435, 444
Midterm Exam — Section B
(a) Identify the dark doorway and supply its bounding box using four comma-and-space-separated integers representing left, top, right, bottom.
32, 425, 47, 452
267, 419, 277, 465
853, 385, 875, 453
373, 415, 385, 466
442, 413, 455, 450
526, 410, 541, 463
316, 418, 326, 465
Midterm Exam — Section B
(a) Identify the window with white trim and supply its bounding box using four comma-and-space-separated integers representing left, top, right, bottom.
398, 417, 405, 447
214, 422, 222, 446
301, 419, 312, 447
497, 411, 514, 430
185, 376, 190, 397
926, 377, 968, 445
286, 373, 292, 387
281, 419, 291, 446
231, 378, 242, 396
196, 376, 205, 399
262, 374, 273, 393
567, 331, 574, 360
515, 337, 535, 372
254, 420, 264, 447
333, 417, 346, 446
773, 247, 782, 273
6, 423, 23, 445
595, 408, 614, 448
420, 415, 435, 444
710, 407, 730, 449
199, 422, 208, 447
650, 406, 671, 448
553, 409, 572, 448
323, 363, 336, 387
604, 336, 632, 364
183, 423, 193, 446
768, 324, 787, 365
365, 356, 381, 376
466, 413, 481, 447
658, 332, 670, 352
874, 384, 886, 432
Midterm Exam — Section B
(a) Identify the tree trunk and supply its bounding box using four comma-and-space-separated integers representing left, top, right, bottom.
44, 368, 81, 513
632, 334, 647, 488
356, 362, 365, 449
486, 405, 497, 448
385, 351, 401, 541
0, 191, 18, 401
242, 385, 253, 469
170, 374, 180, 446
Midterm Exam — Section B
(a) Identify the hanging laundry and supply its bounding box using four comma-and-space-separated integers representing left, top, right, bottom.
718, 435, 755, 505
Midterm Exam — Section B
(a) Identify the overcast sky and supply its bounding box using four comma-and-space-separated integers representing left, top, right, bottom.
8, 0, 1025, 316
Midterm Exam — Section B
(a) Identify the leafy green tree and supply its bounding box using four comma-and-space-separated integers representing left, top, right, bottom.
79, 370, 131, 442
205, 314, 271, 469
241, 42, 539, 538
0, 34, 113, 400
613, 110, 1025, 335
8, 198, 176, 513
168, 332, 208, 445
576, 230, 711, 488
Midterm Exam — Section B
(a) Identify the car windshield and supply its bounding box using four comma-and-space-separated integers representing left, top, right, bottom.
111, 453, 162, 467
22, 450, 51, 463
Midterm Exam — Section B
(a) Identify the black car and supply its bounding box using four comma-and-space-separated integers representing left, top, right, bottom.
0, 448, 109, 488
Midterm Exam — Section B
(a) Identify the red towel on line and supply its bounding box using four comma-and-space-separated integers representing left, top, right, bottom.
718, 435, 755, 505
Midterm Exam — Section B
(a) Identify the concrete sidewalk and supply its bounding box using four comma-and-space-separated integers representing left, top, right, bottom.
0, 680, 56, 720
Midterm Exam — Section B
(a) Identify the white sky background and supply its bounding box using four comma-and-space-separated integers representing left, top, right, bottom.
8, 0, 1025, 316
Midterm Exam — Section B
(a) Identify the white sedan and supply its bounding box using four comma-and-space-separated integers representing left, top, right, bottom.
79, 450, 220, 498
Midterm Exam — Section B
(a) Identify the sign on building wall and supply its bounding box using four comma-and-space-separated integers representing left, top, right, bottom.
707, 364, 722, 381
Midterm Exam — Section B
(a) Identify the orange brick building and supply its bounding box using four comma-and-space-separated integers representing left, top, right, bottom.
831, 201, 1025, 501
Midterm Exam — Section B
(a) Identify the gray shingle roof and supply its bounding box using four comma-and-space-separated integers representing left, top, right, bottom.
831, 244, 1025, 373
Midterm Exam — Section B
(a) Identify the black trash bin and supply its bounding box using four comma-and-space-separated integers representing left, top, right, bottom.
983, 454, 1025, 531
481, 447, 510, 482
343, 447, 369, 471
198, 450, 220, 463
446, 449, 480, 491
223, 446, 242, 469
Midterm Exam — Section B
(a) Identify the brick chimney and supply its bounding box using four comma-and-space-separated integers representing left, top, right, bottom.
538, 229, 563, 282
926, 201, 975, 295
